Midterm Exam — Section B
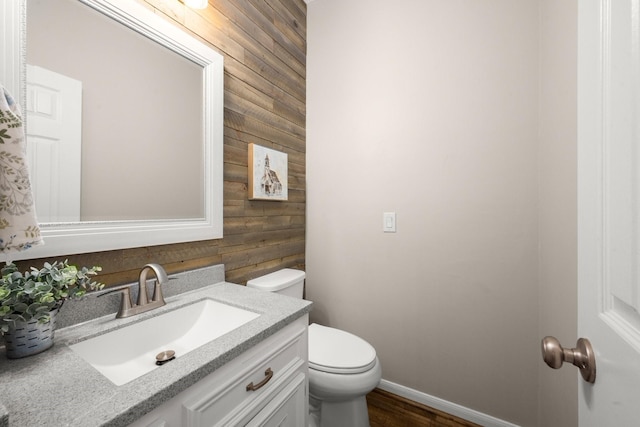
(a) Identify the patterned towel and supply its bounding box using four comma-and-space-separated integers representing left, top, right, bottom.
0, 85, 43, 255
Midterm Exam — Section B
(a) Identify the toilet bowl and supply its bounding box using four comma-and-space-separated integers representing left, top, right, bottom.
307, 323, 382, 427
246, 269, 382, 427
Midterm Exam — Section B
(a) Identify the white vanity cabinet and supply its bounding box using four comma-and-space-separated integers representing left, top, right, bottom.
129, 315, 309, 427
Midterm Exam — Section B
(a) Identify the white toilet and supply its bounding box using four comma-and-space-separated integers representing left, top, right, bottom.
247, 269, 382, 427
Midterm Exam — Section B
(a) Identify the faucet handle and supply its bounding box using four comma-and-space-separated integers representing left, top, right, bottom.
98, 286, 133, 318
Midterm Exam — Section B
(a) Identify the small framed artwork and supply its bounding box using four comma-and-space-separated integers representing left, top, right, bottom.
248, 143, 288, 201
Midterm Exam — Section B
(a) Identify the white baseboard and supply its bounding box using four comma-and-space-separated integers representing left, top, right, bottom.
377, 379, 520, 427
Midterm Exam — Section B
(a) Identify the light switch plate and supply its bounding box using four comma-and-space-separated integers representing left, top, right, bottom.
383, 212, 396, 233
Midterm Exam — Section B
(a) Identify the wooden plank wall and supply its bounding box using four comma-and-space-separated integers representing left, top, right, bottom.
15, 0, 306, 287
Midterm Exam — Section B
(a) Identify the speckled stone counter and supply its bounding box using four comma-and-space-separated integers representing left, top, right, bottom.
0, 266, 312, 426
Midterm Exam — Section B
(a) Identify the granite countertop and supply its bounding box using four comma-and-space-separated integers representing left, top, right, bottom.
0, 275, 312, 426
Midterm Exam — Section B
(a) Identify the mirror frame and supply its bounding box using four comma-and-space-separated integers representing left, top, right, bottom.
0, 0, 223, 261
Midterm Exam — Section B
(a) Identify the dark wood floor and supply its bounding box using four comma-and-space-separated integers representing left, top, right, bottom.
367, 388, 483, 427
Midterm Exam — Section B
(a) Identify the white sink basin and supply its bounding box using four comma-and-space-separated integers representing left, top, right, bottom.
69, 298, 260, 386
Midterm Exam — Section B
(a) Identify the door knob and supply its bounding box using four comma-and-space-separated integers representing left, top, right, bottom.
541, 336, 596, 383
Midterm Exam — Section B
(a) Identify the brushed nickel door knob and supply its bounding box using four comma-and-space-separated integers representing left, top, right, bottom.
541, 336, 596, 383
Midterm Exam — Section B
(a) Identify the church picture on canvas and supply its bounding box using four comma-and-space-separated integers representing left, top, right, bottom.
248, 143, 288, 201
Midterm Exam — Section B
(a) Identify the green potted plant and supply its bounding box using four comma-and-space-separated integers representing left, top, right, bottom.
0, 260, 104, 359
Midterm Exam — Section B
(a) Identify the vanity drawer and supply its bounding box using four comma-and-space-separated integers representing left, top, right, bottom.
245, 372, 307, 427
183, 323, 307, 426
129, 315, 308, 427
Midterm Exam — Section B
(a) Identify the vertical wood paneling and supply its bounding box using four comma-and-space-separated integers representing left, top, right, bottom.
16, 0, 306, 286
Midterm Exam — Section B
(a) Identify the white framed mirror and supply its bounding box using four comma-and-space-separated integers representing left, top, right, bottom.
0, 0, 223, 261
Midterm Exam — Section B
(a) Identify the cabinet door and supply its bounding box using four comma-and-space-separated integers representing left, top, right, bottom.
246, 372, 307, 427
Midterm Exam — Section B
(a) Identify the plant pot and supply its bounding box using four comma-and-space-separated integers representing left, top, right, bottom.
2, 308, 58, 359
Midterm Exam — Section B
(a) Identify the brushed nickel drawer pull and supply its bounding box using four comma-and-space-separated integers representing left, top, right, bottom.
246, 368, 274, 391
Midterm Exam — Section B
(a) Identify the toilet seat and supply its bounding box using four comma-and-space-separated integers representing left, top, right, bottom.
308, 323, 377, 374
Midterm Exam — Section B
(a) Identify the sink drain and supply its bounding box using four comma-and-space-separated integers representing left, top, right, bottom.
155, 350, 176, 366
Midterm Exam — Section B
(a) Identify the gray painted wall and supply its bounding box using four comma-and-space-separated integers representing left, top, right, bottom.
306, 0, 577, 425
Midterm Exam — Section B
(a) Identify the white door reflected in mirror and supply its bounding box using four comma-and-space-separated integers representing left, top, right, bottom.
26, 65, 82, 223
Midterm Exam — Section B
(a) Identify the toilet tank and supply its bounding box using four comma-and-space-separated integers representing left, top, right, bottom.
246, 268, 305, 299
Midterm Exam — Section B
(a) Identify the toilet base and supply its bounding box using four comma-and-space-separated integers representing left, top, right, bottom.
309, 394, 370, 427
308, 356, 381, 427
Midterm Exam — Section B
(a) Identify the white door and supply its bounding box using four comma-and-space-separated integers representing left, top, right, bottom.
578, 0, 640, 424
26, 65, 82, 222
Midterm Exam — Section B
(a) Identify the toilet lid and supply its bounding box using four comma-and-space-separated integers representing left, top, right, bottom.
308, 323, 377, 374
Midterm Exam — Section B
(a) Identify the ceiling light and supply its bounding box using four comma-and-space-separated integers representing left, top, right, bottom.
184, 0, 207, 9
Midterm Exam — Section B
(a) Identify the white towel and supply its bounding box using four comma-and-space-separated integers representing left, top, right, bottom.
0, 85, 43, 254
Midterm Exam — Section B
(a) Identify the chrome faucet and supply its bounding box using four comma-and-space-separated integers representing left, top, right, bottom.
100, 263, 168, 318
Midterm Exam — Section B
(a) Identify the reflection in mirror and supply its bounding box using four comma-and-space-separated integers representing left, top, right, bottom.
27, 0, 204, 222
0, 0, 223, 261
